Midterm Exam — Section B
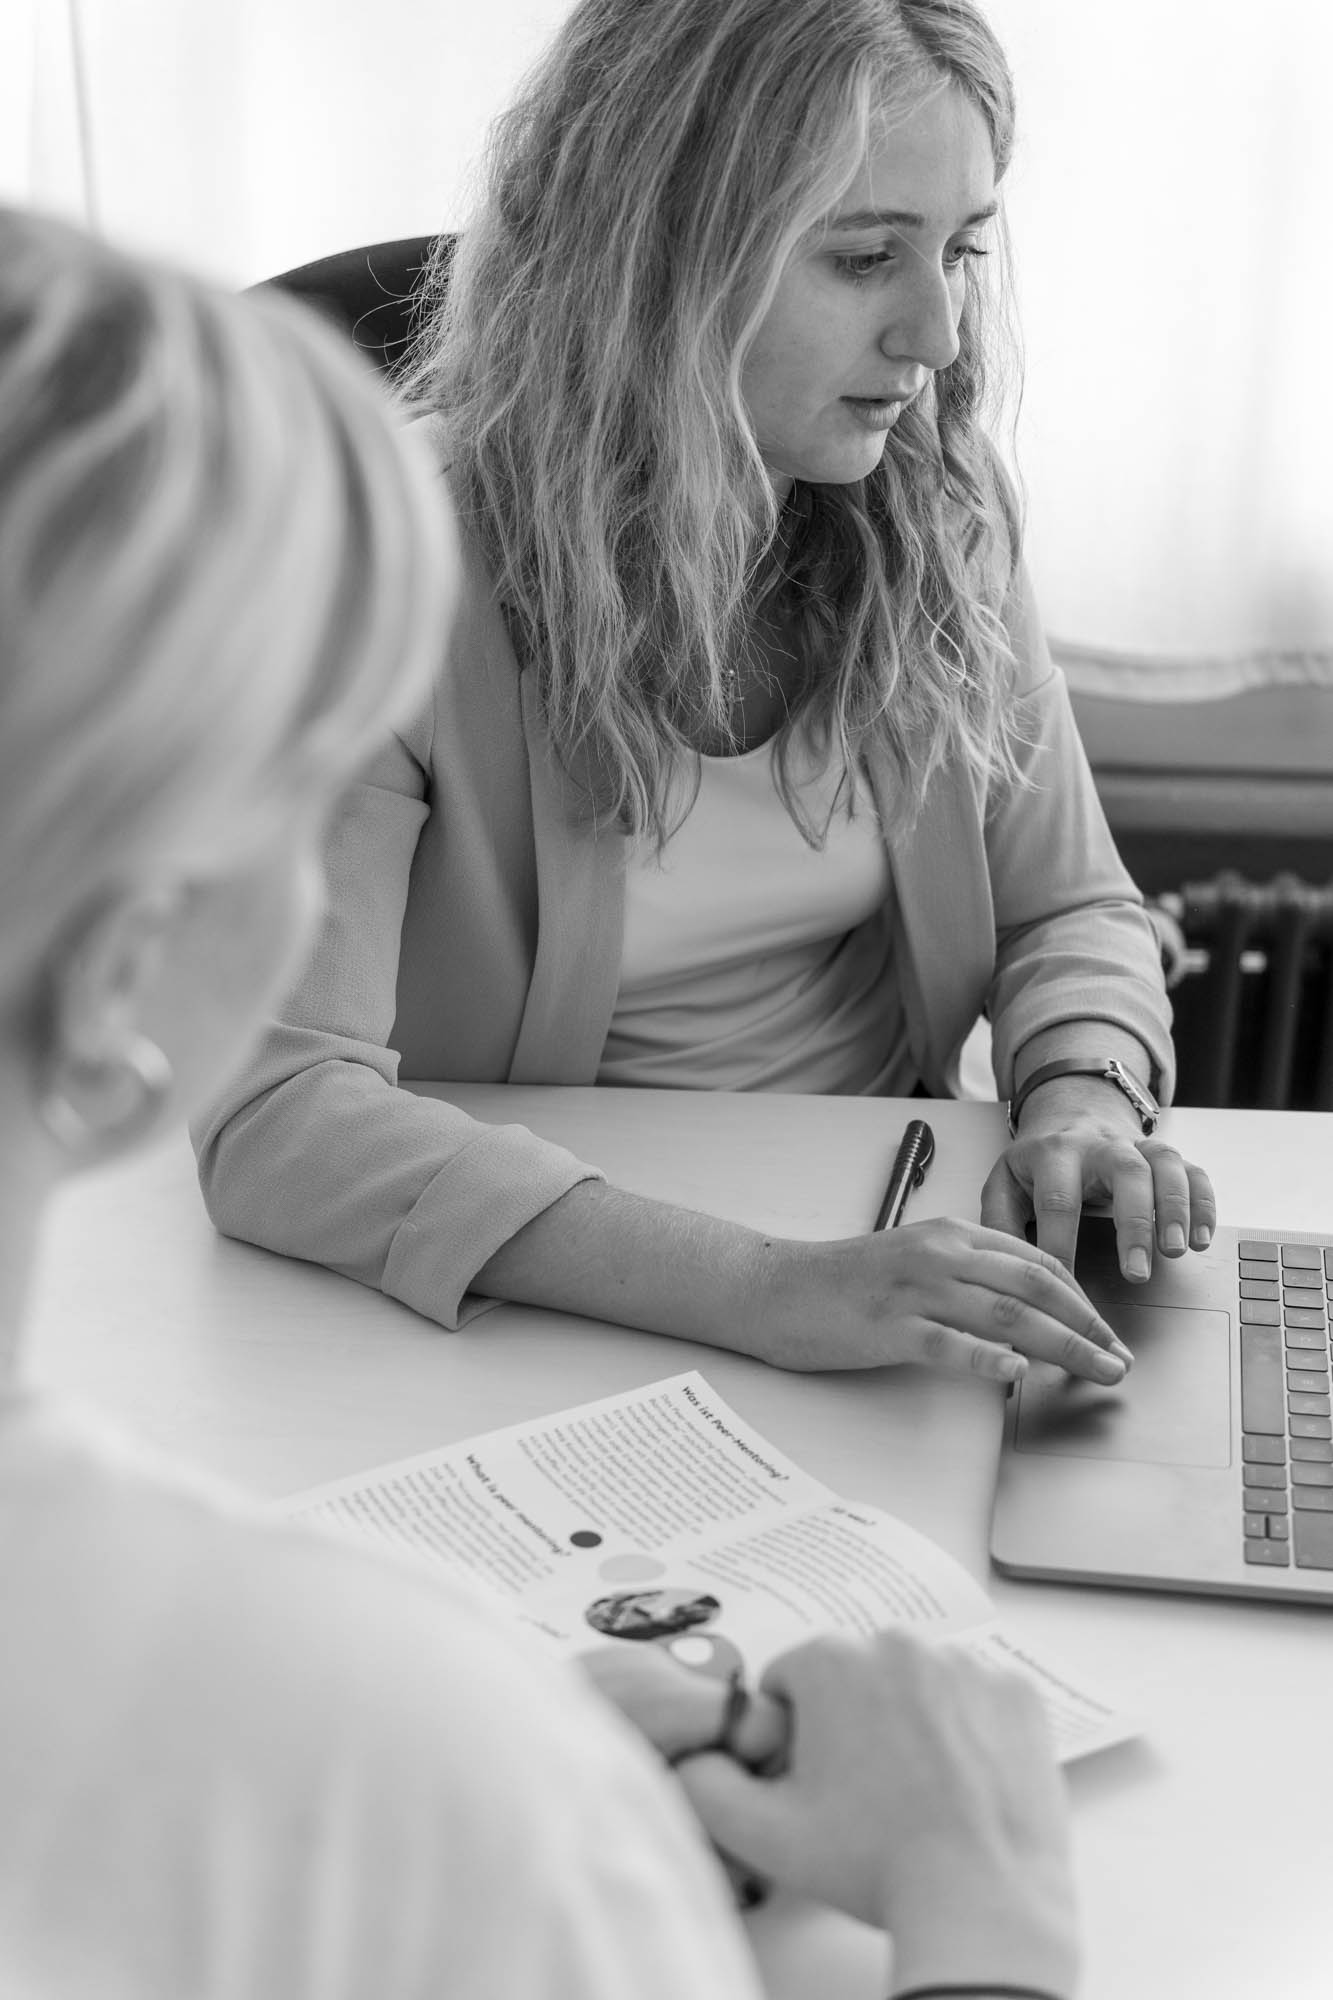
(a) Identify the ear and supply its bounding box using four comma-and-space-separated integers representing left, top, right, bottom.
36, 887, 179, 1162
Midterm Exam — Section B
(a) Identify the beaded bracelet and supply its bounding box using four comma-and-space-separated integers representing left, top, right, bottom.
679, 1669, 770, 1911
712, 1668, 750, 1754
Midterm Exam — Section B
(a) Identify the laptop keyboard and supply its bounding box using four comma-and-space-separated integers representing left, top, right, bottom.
1238, 1239, 1333, 1572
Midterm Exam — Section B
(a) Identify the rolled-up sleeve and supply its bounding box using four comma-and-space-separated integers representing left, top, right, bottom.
192, 721, 602, 1329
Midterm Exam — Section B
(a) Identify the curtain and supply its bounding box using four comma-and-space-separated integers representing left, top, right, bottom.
8, 0, 569, 287
2, 0, 95, 224
987, 0, 1333, 697
16, 0, 1333, 701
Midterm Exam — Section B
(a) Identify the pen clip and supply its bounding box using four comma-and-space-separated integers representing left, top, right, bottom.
906, 1120, 935, 1185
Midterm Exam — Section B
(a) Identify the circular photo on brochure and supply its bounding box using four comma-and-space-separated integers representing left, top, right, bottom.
583, 1586, 722, 1643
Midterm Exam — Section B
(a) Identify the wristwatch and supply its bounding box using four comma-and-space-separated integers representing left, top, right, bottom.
1007, 1056, 1159, 1138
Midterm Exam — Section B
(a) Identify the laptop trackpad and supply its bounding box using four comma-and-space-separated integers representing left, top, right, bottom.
1014, 1305, 1233, 1469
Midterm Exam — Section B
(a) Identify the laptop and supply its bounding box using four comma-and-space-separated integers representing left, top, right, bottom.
991, 1216, 1333, 1602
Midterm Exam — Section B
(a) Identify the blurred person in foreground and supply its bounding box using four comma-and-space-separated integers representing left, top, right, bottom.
0, 206, 1076, 2000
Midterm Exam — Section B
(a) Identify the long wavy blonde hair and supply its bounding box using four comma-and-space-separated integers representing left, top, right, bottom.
403, 0, 1023, 843
0, 206, 452, 998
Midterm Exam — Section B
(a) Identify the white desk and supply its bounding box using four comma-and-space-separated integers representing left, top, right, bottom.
25, 1089, 1333, 2000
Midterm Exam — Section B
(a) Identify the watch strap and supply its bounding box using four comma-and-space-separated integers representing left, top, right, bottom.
1007, 1056, 1159, 1138
890, 1987, 1069, 2000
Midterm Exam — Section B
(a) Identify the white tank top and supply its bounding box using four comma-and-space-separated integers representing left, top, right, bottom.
597, 724, 913, 1094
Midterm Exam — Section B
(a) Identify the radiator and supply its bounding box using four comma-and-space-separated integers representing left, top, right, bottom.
1153, 873, 1333, 1111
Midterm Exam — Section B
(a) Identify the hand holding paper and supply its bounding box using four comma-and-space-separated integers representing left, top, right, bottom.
676, 1627, 1080, 2000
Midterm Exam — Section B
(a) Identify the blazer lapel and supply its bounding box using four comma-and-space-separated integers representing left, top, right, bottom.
508, 670, 627, 1082
867, 750, 994, 1096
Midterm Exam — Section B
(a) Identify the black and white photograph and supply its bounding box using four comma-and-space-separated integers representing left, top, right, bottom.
3, 2, 1330, 1995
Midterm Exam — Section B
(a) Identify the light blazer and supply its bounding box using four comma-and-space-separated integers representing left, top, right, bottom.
195, 520, 1175, 1329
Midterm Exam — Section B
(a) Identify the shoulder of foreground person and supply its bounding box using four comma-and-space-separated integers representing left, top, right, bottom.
0, 1395, 763, 2000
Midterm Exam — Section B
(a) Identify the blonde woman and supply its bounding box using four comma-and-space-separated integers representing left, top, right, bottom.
199, 0, 1214, 1379
0, 205, 1082, 2000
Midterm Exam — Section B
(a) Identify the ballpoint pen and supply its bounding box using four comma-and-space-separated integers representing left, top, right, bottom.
872, 1118, 936, 1231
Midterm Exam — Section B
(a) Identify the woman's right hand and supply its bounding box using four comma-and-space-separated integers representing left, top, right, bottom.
475, 1183, 1127, 1384
675, 1628, 1079, 2000
749, 1216, 1132, 1383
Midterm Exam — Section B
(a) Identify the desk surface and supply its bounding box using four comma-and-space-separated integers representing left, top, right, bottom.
25, 1090, 1333, 2000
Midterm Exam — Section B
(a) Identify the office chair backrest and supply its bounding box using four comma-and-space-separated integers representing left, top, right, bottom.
255, 235, 455, 378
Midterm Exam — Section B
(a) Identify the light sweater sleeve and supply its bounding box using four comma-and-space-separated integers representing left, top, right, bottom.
0, 1401, 766, 2000
192, 711, 603, 1329
982, 563, 1177, 1101
210, 1529, 771, 2000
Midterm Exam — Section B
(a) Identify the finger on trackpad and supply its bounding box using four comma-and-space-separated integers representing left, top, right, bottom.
1014, 1305, 1232, 1469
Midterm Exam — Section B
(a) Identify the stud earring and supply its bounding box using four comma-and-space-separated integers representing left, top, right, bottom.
38, 1034, 174, 1159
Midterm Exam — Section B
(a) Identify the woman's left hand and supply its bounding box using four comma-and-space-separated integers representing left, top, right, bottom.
579, 1644, 788, 1910
980, 1076, 1217, 1283
579, 1643, 788, 1768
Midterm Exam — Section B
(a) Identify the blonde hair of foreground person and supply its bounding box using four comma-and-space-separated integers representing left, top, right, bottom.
0, 207, 452, 1126
402, 0, 1024, 845
0, 209, 1079, 2000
